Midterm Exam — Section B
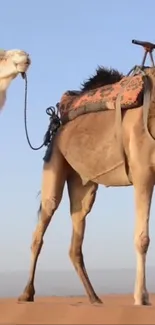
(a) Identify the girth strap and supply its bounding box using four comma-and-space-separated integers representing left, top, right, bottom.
142, 76, 153, 142
115, 70, 152, 183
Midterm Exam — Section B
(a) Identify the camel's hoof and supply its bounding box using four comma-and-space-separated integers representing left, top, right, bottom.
18, 285, 35, 302
134, 296, 151, 306
18, 292, 34, 302
90, 296, 103, 305
134, 300, 151, 306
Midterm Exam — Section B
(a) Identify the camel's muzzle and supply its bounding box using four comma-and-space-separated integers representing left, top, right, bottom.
21, 72, 26, 79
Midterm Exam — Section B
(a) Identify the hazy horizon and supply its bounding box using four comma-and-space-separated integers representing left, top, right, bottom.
1, 268, 155, 298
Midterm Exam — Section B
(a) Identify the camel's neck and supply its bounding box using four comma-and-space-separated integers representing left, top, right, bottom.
0, 76, 14, 110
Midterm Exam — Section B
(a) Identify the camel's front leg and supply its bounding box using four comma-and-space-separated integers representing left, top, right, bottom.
18, 145, 68, 302
67, 173, 101, 304
133, 178, 153, 306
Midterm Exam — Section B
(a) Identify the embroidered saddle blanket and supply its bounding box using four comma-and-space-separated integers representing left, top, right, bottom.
58, 74, 145, 124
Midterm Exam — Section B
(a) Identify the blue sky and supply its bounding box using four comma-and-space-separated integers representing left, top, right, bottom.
0, 0, 155, 273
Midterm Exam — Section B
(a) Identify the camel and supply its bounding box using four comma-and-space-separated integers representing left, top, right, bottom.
0, 49, 31, 110
19, 40, 155, 306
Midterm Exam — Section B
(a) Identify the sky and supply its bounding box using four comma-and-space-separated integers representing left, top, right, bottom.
0, 0, 155, 275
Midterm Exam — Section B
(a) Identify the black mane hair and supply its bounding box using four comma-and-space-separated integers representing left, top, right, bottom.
81, 66, 124, 92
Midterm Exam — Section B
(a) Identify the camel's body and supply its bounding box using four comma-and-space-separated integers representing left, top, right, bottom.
19, 62, 155, 306
0, 49, 31, 110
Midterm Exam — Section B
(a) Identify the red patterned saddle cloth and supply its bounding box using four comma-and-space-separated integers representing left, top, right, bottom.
58, 74, 144, 123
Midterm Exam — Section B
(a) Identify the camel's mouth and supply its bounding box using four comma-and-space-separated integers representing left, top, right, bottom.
17, 57, 31, 77
21, 72, 26, 79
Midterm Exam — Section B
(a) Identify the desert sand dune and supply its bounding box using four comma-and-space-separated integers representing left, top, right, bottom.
0, 295, 155, 324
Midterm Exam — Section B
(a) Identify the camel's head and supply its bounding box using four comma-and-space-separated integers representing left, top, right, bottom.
0, 49, 31, 80
0, 49, 31, 110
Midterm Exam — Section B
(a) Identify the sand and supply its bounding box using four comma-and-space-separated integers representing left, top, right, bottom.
0, 295, 155, 324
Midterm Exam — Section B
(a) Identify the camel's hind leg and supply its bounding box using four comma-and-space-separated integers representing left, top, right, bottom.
133, 175, 154, 306
67, 173, 102, 304
18, 146, 68, 302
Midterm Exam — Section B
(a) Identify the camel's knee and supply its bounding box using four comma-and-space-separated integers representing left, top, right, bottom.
42, 196, 60, 217
31, 217, 51, 255
82, 197, 94, 216
83, 185, 97, 214
31, 196, 61, 256
69, 246, 83, 265
135, 234, 150, 254
69, 231, 84, 265
31, 231, 43, 255
75, 186, 97, 217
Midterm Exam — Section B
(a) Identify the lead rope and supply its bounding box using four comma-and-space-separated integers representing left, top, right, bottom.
23, 73, 45, 150
23, 73, 61, 151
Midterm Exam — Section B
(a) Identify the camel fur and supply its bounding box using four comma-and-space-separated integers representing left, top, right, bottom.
19, 65, 155, 306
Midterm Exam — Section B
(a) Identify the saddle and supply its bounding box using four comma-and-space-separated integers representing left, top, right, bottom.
58, 40, 155, 125
43, 40, 155, 166
58, 74, 144, 123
